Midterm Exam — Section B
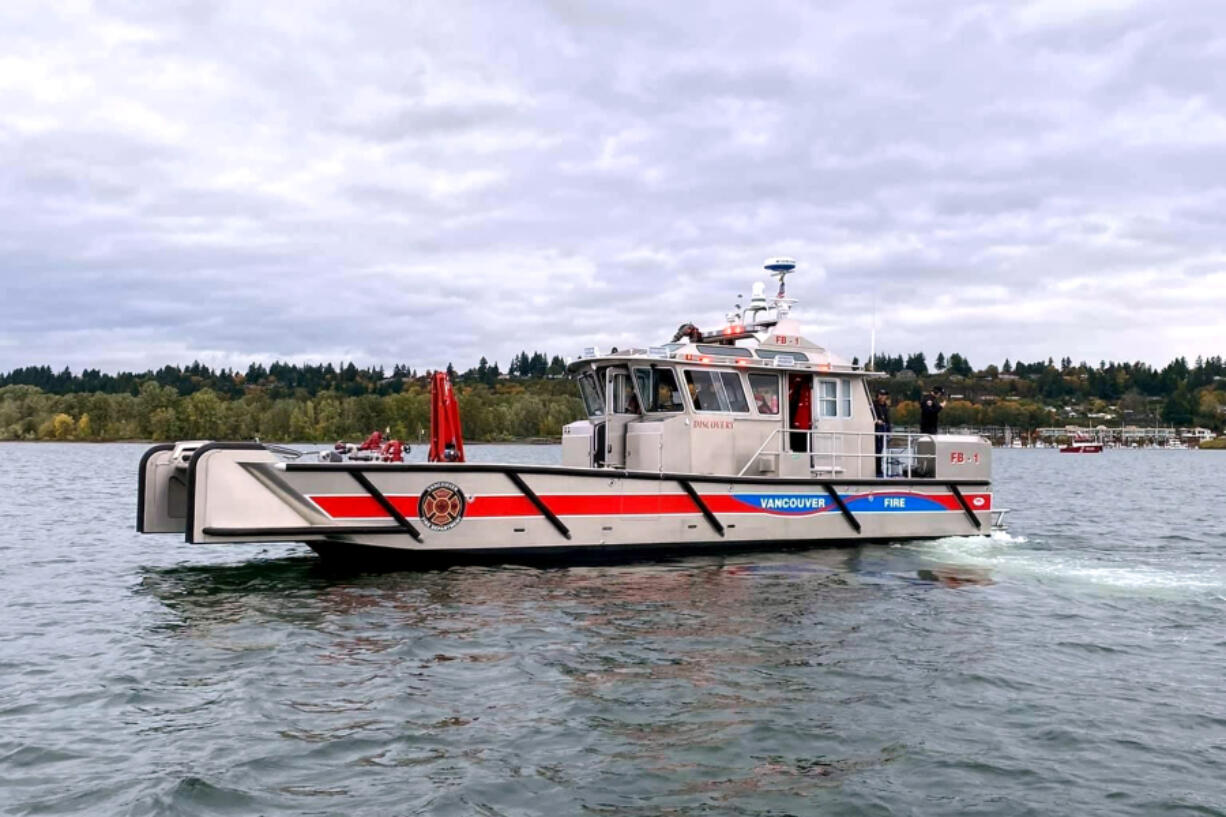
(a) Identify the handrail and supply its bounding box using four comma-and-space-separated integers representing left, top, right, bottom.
736, 427, 784, 477
735, 428, 953, 480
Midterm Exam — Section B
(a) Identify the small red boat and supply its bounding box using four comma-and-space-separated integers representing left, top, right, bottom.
1060, 434, 1102, 454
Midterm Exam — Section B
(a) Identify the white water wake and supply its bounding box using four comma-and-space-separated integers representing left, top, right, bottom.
911, 532, 1225, 596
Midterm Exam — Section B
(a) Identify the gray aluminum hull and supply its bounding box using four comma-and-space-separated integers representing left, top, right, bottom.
139, 443, 994, 562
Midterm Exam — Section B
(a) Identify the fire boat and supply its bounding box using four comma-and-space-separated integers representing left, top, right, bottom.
137, 258, 1002, 562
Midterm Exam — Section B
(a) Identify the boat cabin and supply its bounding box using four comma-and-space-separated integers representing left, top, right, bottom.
562, 258, 897, 479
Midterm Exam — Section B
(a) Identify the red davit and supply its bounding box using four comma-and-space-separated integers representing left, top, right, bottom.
357, 430, 384, 451
428, 371, 466, 463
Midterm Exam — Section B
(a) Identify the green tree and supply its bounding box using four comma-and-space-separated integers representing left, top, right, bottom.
946, 353, 973, 377
137, 382, 180, 437
183, 389, 224, 439
905, 352, 928, 376
1162, 385, 1195, 426
149, 407, 179, 441
288, 402, 317, 441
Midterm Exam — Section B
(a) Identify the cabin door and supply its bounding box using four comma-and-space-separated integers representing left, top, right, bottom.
604, 367, 639, 469
787, 373, 813, 453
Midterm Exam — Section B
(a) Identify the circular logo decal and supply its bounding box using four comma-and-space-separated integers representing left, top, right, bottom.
418, 481, 466, 531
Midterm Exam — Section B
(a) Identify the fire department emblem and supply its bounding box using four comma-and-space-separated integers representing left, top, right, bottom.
418, 481, 466, 531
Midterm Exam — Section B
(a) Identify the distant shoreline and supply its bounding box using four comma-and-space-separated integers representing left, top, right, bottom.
0, 438, 562, 446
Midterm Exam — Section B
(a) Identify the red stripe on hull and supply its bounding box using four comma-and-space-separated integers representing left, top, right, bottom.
310, 492, 992, 520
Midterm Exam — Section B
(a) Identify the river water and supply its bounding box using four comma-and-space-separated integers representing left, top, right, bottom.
1, 443, 1224, 816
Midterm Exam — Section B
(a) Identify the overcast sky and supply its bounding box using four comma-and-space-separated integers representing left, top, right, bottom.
2, 0, 1224, 375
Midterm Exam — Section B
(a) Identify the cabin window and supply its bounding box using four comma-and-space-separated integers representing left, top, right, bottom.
609, 371, 638, 414
756, 349, 810, 362
818, 380, 837, 417
817, 378, 853, 418
634, 367, 684, 413
721, 372, 750, 412
578, 374, 604, 418
695, 344, 753, 358
684, 369, 750, 413
749, 373, 780, 415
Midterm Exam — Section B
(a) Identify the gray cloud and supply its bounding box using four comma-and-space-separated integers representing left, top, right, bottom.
1, 0, 1223, 377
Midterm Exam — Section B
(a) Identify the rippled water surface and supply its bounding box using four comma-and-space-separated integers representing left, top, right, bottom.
2, 443, 1225, 816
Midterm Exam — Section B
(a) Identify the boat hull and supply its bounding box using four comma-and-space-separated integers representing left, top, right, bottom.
145, 443, 995, 562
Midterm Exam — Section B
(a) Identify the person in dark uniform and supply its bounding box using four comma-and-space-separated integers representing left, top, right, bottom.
872, 388, 891, 477
919, 385, 945, 435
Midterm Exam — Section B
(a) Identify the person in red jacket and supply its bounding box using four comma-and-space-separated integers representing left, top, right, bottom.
788, 374, 811, 452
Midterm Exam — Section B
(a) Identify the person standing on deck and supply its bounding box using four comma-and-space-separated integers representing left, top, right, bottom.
873, 388, 891, 477
788, 374, 812, 452
919, 385, 945, 435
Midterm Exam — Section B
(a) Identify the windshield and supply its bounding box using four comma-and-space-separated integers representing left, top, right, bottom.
578, 373, 604, 418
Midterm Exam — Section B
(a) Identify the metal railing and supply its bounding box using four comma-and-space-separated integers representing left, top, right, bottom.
737, 428, 938, 479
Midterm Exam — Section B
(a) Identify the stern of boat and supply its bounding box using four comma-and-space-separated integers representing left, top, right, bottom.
138, 441, 325, 543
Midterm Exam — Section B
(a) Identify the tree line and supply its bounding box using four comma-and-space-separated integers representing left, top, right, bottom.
0, 379, 583, 443
0, 351, 568, 400
1, 350, 1223, 442
870, 352, 1225, 430
869, 351, 1226, 397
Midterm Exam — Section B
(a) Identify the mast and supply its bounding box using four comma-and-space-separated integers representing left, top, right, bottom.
869, 290, 876, 372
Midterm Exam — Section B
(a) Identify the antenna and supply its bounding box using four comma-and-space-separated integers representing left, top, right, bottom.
868, 289, 877, 371
764, 256, 796, 298
763, 256, 798, 319
729, 293, 743, 326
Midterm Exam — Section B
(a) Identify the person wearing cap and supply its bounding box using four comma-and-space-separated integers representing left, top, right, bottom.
920, 385, 945, 435
872, 388, 892, 477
